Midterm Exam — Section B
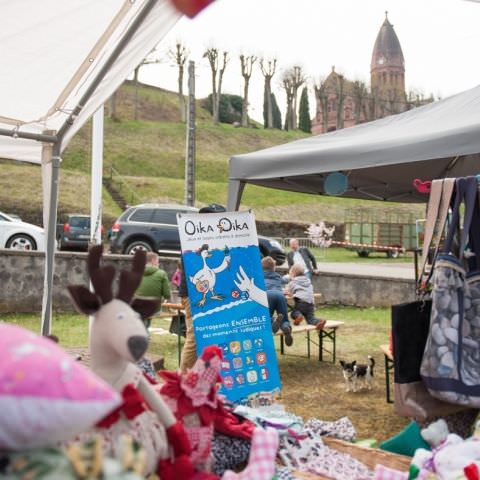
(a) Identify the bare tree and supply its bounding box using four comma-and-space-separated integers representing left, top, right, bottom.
281, 72, 295, 131
168, 42, 189, 122
367, 87, 380, 121
291, 66, 306, 129
260, 58, 277, 128
131, 47, 163, 120
108, 91, 118, 121
314, 78, 329, 134
133, 65, 141, 120
334, 73, 346, 130
203, 47, 229, 124
352, 80, 368, 124
240, 54, 257, 127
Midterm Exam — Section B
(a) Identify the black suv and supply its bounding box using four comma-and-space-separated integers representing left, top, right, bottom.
109, 204, 286, 265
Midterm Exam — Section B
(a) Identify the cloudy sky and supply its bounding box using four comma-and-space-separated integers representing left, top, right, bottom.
139, 0, 480, 122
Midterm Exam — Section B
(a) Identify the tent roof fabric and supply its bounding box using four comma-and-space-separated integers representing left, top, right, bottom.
0, 0, 180, 163
228, 84, 480, 205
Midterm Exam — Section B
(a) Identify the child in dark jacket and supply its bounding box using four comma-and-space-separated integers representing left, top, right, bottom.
286, 263, 326, 329
261, 256, 293, 346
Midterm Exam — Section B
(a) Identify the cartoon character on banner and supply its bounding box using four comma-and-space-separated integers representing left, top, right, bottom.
189, 244, 231, 306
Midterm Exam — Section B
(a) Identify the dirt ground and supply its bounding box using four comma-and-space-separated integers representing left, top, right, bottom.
148, 309, 409, 444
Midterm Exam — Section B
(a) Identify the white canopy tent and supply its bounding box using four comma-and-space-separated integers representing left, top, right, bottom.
227, 84, 480, 210
0, 0, 181, 334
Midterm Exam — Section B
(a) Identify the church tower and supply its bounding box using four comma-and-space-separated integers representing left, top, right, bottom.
370, 12, 406, 114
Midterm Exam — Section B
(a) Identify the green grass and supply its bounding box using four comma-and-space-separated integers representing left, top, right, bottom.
0, 81, 425, 231
313, 247, 412, 263
0, 161, 122, 226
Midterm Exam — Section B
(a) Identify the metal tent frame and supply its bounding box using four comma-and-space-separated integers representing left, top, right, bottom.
0, 0, 158, 335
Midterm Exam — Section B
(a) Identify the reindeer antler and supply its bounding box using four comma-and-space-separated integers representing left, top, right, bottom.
88, 245, 115, 304
117, 250, 147, 303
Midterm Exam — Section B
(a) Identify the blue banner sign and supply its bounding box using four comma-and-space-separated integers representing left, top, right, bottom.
177, 211, 281, 403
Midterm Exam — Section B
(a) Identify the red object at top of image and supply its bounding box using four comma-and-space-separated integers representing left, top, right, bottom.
413, 178, 432, 194
170, 0, 215, 17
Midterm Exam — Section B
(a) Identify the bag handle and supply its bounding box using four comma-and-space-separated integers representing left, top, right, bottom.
443, 177, 477, 258
417, 178, 455, 290
467, 182, 480, 271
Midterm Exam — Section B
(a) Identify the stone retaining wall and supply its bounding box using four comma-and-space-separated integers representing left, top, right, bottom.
0, 250, 414, 313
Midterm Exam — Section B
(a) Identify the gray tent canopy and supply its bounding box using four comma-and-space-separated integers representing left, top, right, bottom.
227, 84, 480, 210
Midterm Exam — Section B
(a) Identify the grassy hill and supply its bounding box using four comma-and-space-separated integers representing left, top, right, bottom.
0, 81, 424, 229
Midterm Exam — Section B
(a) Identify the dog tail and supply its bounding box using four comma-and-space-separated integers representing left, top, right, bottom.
368, 355, 375, 374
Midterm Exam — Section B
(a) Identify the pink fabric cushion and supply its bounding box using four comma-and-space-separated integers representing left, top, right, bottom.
0, 324, 121, 449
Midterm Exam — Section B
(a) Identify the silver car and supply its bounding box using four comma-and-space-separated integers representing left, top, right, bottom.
0, 211, 45, 251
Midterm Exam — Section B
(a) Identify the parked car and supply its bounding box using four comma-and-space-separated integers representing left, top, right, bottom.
0, 211, 45, 251
57, 214, 94, 251
109, 203, 287, 265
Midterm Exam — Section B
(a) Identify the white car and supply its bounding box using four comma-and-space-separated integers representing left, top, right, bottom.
0, 211, 45, 251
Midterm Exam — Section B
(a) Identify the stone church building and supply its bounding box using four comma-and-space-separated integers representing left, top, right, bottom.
312, 14, 425, 135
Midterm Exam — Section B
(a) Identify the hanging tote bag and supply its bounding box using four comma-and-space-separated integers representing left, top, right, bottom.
421, 176, 480, 407
392, 179, 464, 420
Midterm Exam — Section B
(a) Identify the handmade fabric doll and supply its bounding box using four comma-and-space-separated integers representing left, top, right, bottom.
159, 345, 255, 474
68, 245, 193, 479
159, 346, 223, 471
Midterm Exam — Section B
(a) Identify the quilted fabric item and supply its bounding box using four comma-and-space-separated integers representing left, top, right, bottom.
373, 464, 408, 480
222, 427, 279, 480
305, 416, 357, 442
211, 433, 250, 476
0, 324, 121, 450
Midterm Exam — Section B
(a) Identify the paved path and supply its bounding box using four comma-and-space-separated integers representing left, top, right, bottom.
315, 261, 415, 279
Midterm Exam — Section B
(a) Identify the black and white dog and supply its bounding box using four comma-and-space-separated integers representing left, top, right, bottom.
339, 356, 375, 392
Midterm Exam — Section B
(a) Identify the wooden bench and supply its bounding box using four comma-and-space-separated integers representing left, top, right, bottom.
285, 292, 323, 308
380, 344, 394, 404
275, 321, 344, 363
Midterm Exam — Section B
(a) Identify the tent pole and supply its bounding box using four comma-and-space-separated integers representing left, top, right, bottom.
227, 180, 245, 211
91, 105, 104, 245
40, 142, 61, 335
40, 0, 156, 336
0, 128, 57, 143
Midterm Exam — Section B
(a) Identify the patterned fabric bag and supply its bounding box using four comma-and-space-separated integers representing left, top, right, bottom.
392, 179, 463, 421
421, 176, 480, 407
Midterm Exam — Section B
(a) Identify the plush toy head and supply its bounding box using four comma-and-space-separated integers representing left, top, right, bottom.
68, 245, 159, 363
421, 419, 450, 448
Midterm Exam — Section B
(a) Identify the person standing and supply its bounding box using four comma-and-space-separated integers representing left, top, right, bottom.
135, 251, 171, 378
136, 252, 171, 314
287, 238, 318, 280
180, 203, 226, 372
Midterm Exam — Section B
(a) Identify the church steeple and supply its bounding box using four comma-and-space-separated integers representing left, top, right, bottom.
370, 14, 405, 100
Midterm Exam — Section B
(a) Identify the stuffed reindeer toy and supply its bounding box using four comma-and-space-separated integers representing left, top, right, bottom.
68, 245, 193, 479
